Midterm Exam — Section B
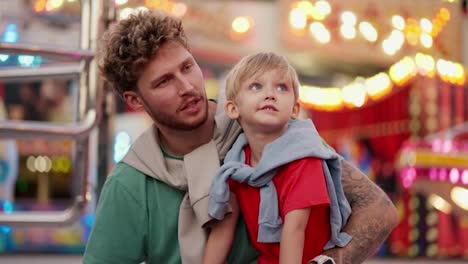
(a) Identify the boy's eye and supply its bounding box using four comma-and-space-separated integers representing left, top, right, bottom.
277, 84, 288, 91
249, 83, 262, 91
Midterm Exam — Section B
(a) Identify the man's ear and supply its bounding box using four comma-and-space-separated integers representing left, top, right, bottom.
225, 100, 240, 119
123, 90, 144, 111
290, 101, 301, 119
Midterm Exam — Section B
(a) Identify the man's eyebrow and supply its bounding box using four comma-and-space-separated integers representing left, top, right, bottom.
182, 57, 194, 65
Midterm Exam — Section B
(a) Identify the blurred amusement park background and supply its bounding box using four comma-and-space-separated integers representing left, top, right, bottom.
0, 0, 468, 262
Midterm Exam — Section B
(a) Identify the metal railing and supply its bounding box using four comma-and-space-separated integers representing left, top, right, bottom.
0, 0, 104, 226
0, 42, 94, 62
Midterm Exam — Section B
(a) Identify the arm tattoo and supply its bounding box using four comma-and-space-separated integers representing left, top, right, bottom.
323, 160, 398, 264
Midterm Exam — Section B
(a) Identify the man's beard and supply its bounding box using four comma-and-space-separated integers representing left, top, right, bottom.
145, 98, 209, 131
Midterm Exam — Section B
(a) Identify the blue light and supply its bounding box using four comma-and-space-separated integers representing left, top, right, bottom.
1, 201, 13, 214
18, 55, 35, 67
2, 24, 19, 43
0, 54, 8, 62
16, 55, 42, 68
0, 226, 11, 234
113, 131, 132, 163
83, 213, 95, 228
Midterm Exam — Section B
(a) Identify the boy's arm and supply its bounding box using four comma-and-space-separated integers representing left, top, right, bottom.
280, 208, 311, 264
320, 160, 398, 264
204, 194, 240, 264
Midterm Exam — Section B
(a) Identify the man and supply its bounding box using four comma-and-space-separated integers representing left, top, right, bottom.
83, 11, 398, 264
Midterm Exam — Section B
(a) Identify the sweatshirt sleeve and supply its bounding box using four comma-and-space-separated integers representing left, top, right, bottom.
83, 177, 147, 264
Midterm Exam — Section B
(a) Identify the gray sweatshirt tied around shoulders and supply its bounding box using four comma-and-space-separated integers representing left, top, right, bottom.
208, 119, 352, 250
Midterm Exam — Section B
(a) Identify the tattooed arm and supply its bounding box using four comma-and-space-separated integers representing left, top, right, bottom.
322, 160, 398, 264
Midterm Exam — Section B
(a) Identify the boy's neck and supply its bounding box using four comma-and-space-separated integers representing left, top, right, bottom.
242, 125, 288, 167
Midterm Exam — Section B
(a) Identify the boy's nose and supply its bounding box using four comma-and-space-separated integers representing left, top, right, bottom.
264, 86, 277, 100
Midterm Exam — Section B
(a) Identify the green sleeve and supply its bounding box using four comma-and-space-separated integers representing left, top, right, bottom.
83, 177, 148, 264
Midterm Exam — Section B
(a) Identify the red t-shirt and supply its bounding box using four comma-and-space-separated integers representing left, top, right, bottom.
229, 146, 331, 264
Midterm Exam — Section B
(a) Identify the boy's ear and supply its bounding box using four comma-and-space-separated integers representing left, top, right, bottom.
290, 101, 301, 119
225, 100, 240, 119
123, 90, 145, 111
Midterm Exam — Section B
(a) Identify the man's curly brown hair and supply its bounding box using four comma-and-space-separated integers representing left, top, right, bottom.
98, 11, 188, 97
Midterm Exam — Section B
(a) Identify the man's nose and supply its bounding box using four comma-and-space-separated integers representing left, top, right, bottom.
177, 75, 195, 94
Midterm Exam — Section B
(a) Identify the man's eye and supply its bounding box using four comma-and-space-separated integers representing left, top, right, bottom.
250, 83, 262, 91
183, 63, 192, 72
277, 84, 288, 91
157, 78, 170, 87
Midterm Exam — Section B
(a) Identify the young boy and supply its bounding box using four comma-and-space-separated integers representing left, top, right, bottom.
204, 52, 352, 264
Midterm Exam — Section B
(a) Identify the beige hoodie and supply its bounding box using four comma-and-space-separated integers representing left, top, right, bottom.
122, 104, 240, 264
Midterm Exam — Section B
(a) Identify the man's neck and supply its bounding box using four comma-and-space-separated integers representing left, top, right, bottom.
157, 103, 216, 157
242, 126, 287, 167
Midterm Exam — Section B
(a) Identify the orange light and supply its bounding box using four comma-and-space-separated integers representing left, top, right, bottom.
34, 0, 47, 12
439, 8, 451, 22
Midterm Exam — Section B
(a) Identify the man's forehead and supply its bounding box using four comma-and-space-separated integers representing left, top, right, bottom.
155, 41, 191, 60
151, 43, 192, 70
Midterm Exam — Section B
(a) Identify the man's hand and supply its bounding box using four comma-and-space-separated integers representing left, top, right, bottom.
323, 160, 399, 264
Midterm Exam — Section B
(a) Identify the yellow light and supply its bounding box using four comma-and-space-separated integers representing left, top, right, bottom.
35, 156, 47, 173
454, 63, 465, 84
289, 8, 308, 30
454, 63, 465, 78
135, 6, 149, 12
144, 0, 161, 9
415, 53, 435, 76
172, 3, 188, 18
26, 156, 36, 172
86, 191, 92, 201
340, 25, 356, 39
382, 30, 405, 55
34, 0, 47, 12
299, 86, 343, 111
297, 0, 314, 11
342, 82, 367, 108
114, 0, 128, 5
315, 0, 331, 16
382, 39, 398, 56
46, 0, 64, 11
119, 8, 135, 20
406, 31, 419, 46
389, 56, 416, 85
310, 9, 326, 21
232, 16, 251, 34
420, 18, 433, 33
428, 194, 451, 214
420, 33, 433, 48
451, 187, 468, 211
359, 21, 378, 42
436, 59, 447, 76
392, 15, 406, 30
309, 22, 330, 44
439, 8, 451, 22
365, 73, 392, 100
341, 11, 357, 26
390, 30, 405, 46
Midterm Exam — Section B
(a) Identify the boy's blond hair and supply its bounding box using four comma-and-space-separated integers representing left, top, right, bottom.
225, 52, 300, 101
